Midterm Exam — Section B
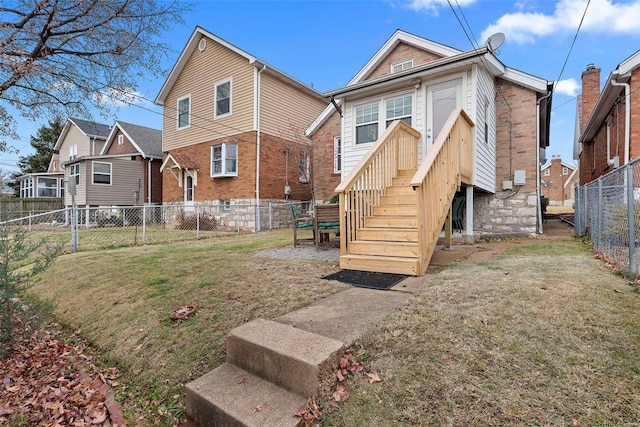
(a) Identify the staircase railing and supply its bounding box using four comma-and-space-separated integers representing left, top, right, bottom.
335, 121, 421, 256
410, 108, 474, 274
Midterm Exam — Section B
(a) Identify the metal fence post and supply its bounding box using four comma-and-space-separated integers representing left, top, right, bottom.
597, 178, 603, 252
196, 205, 200, 239
71, 205, 78, 253
142, 205, 147, 245
627, 165, 637, 274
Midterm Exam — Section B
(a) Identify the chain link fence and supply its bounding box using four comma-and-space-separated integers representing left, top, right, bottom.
2, 201, 310, 253
575, 159, 640, 274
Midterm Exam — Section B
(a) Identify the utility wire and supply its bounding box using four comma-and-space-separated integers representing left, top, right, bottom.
554, 0, 591, 91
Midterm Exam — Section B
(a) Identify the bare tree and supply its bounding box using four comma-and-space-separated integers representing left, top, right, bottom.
0, 0, 188, 147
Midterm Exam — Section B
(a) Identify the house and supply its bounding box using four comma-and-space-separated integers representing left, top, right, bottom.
541, 155, 578, 206
155, 26, 327, 232
16, 151, 65, 199
307, 30, 553, 275
57, 118, 162, 209
574, 53, 640, 185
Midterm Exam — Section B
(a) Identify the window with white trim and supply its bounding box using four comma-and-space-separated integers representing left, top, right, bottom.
544, 168, 550, 176
215, 78, 232, 119
68, 144, 77, 160
20, 177, 33, 198
298, 153, 310, 183
211, 143, 238, 177
70, 163, 80, 185
118, 134, 124, 145
37, 177, 58, 197
385, 94, 412, 127
562, 167, 568, 175
391, 58, 413, 73
177, 95, 190, 129
355, 102, 379, 144
333, 136, 341, 173
92, 161, 112, 185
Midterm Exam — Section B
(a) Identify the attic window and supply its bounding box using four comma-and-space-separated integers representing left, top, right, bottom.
118, 135, 124, 145
198, 38, 206, 52
391, 58, 413, 74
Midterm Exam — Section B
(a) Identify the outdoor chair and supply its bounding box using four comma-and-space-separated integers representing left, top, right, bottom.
452, 196, 465, 232
289, 204, 315, 247
314, 204, 340, 247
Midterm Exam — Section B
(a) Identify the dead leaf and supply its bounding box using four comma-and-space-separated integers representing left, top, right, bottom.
481, 317, 489, 325
333, 383, 349, 402
504, 271, 509, 275
336, 369, 345, 382
366, 372, 382, 383
572, 420, 582, 427
253, 404, 263, 413
294, 405, 307, 417
614, 288, 622, 293
238, 377, 246, 384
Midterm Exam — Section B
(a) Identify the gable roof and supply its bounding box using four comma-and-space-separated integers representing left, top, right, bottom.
306, 29, 550, 136
53, 117, 111, 151
102, 121, 163, 159
155, 26, 323, 106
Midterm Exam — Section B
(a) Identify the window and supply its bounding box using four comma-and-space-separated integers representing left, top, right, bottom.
391, 58, 413, 73
215, 78, 232, 118
562, 167, 568, 175
185, 175, 194, 202
211, 143, 238, 177
220, 199, 231, 212
177, 95, 190, 129
333, 136, 341, 173
68, 144, 77, 160
355, 102, 379, 144
386, 95, 412, 127
37, 177, 58, 197
118, 135, 124, 145
298, 153, 310, 183
20, 177, 33, 198
70, 163, 80, 185
544, 168, 550, 176
92, 162, 111, 185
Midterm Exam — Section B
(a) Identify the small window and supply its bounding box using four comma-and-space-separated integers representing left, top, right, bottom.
562, 167, 568, 175
391, 58, 413, 73
92, 162, 111, 185
177, 95, 191, 129
544, 168, 550, 176
211, 143, 238, 177
385, 95, 412, 127
70, 163, 80, 185
20, 177, 33, 198
220, 200, 231, 212
198, 38, 207, 52
69, 144, 77, 160
298, 153, 310, 183
37, 177, 58, 197
355, 102, 379, 144
215, 78, 232, 119
118, 135, 124, 145
333, 136, 341, 174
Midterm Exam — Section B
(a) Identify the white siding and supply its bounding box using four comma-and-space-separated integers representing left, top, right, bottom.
473, 65, 496, 192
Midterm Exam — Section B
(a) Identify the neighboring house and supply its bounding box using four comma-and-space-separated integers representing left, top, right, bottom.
59, 119, 162, 208
574, 54, 640, 185
16, 141, 66, 200
155, 26, 327, 232
307, 30, 553, 275
541, 155, 578, 206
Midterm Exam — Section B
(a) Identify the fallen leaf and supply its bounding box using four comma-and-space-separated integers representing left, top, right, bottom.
366, 372, 382, 383
336, 369, 345, 382
572, 419, 582, 427
238, 377, 246, 384
333, 383, 349, 402
253, 404, 263, 413
481, 317, 489, 325
504, 271, 509, 275
613, 288, 622, 293
294, 405, 307, 417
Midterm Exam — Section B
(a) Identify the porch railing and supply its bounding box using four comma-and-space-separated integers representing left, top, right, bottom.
335, 120, 421, 256
410, 108, 474, 274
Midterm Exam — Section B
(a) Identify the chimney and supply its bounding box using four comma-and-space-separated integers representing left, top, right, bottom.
580, 63, 601, 133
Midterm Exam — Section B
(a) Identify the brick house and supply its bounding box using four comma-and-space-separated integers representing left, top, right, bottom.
155, 27, 327, 232
541, 155, 578, 206
307, 30, 553, 275
574, 52, 640, 184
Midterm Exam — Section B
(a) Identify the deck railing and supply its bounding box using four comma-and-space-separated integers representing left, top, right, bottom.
410, 108, 474, 274
335, 121, 421, 256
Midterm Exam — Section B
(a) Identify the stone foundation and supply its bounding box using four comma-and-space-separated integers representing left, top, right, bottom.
473, 191, 538, 235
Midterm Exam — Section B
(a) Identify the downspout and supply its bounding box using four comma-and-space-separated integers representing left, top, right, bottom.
148, 158, 152, 205
536, 88, 553, 234
255, 64, 266, 232
611, 73, 630, 165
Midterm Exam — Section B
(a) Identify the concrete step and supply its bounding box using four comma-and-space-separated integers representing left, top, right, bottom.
226, 318, 344, 398
340, 254, 419, 275
357, 227, 418, 242
348, 240, 419, 257
185, 363, 304, 427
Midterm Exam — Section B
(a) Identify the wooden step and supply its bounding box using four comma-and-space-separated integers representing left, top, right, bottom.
185, 363, 304, 427
357, 227, 418, 242
373, 204, 417, 216
385, 185, 415, 196
392, 176, 412, 186
380, 194, 416, 205
396, 169, 416, 177
348, 241, 419, 257
340, 254, 419, 276
364, 216, 418, 228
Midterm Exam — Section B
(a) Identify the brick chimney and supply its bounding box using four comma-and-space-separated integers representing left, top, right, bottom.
580, 63, 601, 133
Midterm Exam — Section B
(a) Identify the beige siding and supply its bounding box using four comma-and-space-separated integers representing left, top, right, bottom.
366, 42, 444, 81
473, 66, 496, 193
64, 162, 87, 206
260, 72, 327, 138
86, 158, 144, 206
163, 36, 255, 151
59, 125, 91, 161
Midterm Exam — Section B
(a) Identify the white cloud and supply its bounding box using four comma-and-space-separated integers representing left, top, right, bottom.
407, 0, 477, 15
94, 88, 153, 109
481, 0, 640, 45
554, 78, 580, 96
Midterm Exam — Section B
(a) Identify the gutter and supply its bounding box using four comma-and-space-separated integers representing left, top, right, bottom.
610, 72, 630, 165
536, 87, 553, 234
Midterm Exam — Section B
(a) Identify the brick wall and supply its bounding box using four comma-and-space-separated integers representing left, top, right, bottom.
542, 156, 575, 205
311, 110, 342, 203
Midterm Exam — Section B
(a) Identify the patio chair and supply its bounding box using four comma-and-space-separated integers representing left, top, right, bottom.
452, 196, 465, 232
289, 204, 315, 247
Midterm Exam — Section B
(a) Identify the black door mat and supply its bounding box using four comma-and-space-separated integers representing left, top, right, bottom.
322, 270, 408, 290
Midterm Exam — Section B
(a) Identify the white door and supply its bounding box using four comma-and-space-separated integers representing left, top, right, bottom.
184, 173, 194, 212
425, 79, 462, 152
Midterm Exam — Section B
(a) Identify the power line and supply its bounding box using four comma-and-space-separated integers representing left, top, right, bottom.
554, 0, 591, 90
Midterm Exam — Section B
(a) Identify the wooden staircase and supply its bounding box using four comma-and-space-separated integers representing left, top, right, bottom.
340, 169, 420, 275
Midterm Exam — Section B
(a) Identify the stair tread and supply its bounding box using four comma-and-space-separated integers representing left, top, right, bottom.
185, 363, 304, 427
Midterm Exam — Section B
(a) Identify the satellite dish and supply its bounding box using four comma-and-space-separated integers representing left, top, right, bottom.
485, 32, 505, 53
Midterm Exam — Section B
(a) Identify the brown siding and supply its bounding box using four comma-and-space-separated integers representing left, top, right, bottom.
311, 111, 342, 202
366, 42, 444, 81
162, 35, 255, 151
105, 130, 138, 154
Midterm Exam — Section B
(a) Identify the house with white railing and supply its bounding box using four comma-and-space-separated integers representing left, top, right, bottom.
308, 30, 553, 276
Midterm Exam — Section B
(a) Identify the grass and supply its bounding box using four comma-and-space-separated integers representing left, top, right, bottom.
323, 239, 640, 426
28, 228, 344, 425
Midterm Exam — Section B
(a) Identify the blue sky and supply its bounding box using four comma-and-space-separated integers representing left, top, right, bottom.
6, 0, 640, 172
